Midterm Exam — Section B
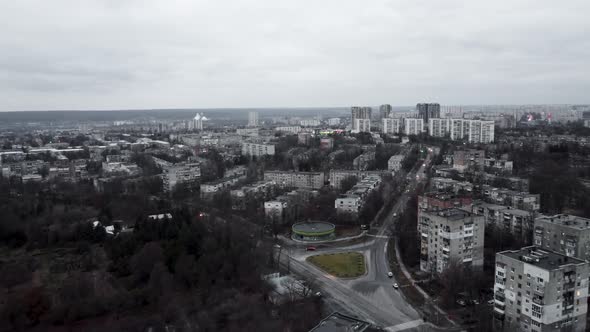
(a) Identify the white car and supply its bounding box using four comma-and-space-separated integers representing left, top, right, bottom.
388, 272, 393, 278
392, 283, 399, 289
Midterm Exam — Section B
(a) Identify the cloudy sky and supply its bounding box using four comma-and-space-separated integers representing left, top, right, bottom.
1, 0, 589, 111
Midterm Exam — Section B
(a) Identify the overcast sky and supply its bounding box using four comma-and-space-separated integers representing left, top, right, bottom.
1, 0, 589, 111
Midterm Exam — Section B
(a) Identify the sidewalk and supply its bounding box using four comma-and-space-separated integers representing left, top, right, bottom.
391, 238, 460, 328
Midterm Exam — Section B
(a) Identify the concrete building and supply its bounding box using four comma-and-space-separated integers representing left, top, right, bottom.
494, 247, 589, 331
161, 162, 201, 192
335, 175, 381, 216
473, 201, 534, 240
248, 111, 259, 127
241, 142, 276, 157
431, 177, 474, 194
327, 118, 340, 126
297, 132, 313, 146
353, 118, 371, 133
263, 171, 325, 190
484, 158, 514, 174
382, 118, 403, 135
328, 170, 384, 190
387, 154, 404, 172
351, 106, 372, 133
300, 119, 320, 127
353, 151, 375, 170
453, 149, 486, 172
429, 118, 495, 143
275, 126, 302, 134
404, 118, 425, 136
379, 104, 392, 119
534, 214, 590, 262
482, 185, 541, 211
419, 208, 485, 274
417, 103, 441, 123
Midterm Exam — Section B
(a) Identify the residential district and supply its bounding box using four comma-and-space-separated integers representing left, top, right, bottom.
2, 104, 590, 331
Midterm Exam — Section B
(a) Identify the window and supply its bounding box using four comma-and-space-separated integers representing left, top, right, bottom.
518, 275, 523, 280
527, 282, 531, 287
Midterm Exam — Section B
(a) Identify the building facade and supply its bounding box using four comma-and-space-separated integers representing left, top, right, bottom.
241, 142, 276, 157
534, 214, 590, 262
351, 106, 372, 133
494, 247, 589, 331
418, 208, 485, 274
404, 118, 425, 136
382, 118, 403, 135
417, 103, 441, 123
248, 111, 259, 127
263, 171, 325, 190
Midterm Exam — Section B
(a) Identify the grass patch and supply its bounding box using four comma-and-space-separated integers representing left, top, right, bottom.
307, 252, 365, 278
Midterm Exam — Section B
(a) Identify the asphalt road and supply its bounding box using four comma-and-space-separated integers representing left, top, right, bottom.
278, 147, 435, 331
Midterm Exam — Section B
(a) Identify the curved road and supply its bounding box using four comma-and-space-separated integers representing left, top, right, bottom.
279, 147, 435, 331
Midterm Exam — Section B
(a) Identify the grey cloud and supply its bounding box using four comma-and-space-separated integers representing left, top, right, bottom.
0, 0, 590, 110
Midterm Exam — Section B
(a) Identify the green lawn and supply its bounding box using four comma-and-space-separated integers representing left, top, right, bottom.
307, 252, 366, 278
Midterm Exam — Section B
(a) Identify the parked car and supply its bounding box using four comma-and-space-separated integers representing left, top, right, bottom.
487, 299, 495, 305
471, 299, 480, 305
388, 272, 393, 278
306, 246, 317, 251
456, 299, 467, 307
392, 283, 399, 289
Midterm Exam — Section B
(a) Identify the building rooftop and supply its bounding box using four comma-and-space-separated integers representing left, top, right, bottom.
309, 312, 373, 332
499, 246, 586, 270
536, 214, 590, 230
426, 208, 473, 221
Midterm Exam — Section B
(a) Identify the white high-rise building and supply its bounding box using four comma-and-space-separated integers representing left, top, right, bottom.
353, 119, 371, 133
248, 111, 259, 127
191, 113, 207, 131
351, 107, 372, 132
404, 118, 425, 136
382, 118, 402, 134
428, 118, 495, 143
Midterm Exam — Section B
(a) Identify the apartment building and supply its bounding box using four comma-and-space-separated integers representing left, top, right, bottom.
353, 118, 371, 133
200, 175, 244, 199
473, 201, 534, 240
353, 152, 375, 170
431, 177, 474, 194
494, 247, 589, 331
404, 118, 425, 136
335, 175, 381, 216
161, 162, 201, 192
419, 208, 484, 274
351, 106, 372, 133
230, 180, 277, 210
263, 171, 325, 190
453, 149, 486, 172
534, 214, 590, 262
328, 170, 384, 190
428, 118, 495, 143
388, 154, 404, 172
241, 142, 276, 157
382, 118, 403, 135
482, 185, 541, 211
417, 193, 473, 235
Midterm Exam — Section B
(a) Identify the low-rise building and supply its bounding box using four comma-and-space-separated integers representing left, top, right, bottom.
494, 247, 589, 331
534, 214, 590, 262
482, 185, 540, 211
334, 175, 381, 216
419, 208, 484, 274
353, 152, 375, 171
387, 154, 404, 172
328, 170, 384, 190
241, 142, 276, 157
161, 162, 201, 192
200, 175, 244, 199
264, 171, 324, 190
431, 177, 474, 194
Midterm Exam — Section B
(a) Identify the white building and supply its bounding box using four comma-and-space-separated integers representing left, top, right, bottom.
275, 126, 302, 134
248, 111, 259, 127
264, 171, 325, 190
352, 118, 371, 133
404, 118, 425, 136
388, 155, 404, 172
241, 142, 276, 157
382, 118, 403, 135
300, 119, 320, 127
191, 113, 208, 131
429, 118, 495, 143
494, 247, 589, 331
161, 162, 201, 192
328, 118, 341, 126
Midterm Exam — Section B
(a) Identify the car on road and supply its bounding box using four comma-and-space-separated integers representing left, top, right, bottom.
487, 299, 495, 305
388, 272, 393, 278
422, 163, 426, 167
393, 213, 397, 217
273, 244, 281, 249
456, 299, 467, 307
470, 299, 480, 305
392, 283, 399, 289
314, 291, 322, 297
306, 246, 317, 251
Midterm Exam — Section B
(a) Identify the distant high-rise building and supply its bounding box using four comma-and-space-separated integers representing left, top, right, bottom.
416, 103, 441, 123
248, 111, 259, 127
191, 113, 207, 131
379, 104, 392, 119
382, 118, 402, 135
404, 118, 425, 136
351, 106, 372, 132
428, 118, 495, 143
